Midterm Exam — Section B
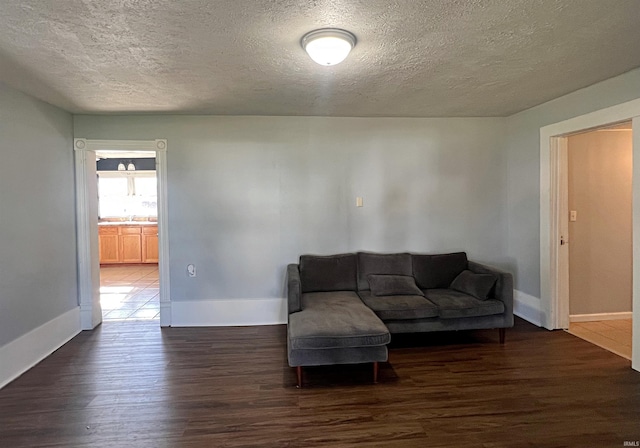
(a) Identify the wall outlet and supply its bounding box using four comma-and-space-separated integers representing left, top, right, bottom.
187, 264, 196, 277
356, 197, 363, 207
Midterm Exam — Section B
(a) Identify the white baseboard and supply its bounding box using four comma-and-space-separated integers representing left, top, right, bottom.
0, 307, 81, 389
570, 312, 632, 322
159, 301, 171, 327
171, 298, 287, 327
514, 290, 543, 327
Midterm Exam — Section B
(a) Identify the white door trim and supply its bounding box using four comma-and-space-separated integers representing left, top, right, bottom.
74, 147, 100, 329
74, 138, 171, 328
548, 136, 570, 330
540, 98, 640, 371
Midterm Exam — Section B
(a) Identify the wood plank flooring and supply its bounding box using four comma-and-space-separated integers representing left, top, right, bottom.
0, 318, 639, 447
568, 319, 632, 360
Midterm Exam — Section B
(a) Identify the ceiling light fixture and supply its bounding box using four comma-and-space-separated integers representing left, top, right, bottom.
301, 28, 356, 66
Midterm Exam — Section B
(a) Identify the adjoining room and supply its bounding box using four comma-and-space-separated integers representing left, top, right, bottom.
565, 122, 633, 360
95, 151, 160, 323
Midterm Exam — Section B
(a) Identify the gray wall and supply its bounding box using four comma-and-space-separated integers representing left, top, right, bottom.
0, 82, 77, 347
505, 67, 640, 297
74, 115, 508, 302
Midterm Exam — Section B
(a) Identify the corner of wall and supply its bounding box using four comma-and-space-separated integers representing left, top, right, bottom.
513, 290, 543, 327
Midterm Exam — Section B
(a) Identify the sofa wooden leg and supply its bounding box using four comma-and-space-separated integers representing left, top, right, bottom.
296, 366, 303, 388
373, 362, 379, 384
499, 328, 506, 344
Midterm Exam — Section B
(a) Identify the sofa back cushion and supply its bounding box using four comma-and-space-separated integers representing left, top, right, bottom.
412, 252, 468, 289
357, 252, 412, 291
299, 253, 357, 292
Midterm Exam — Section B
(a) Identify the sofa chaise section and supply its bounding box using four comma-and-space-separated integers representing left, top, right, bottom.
287, 255, 391, 387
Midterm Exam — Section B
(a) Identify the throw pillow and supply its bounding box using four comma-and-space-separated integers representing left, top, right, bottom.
367, 274, 424, 297
450, 270, 497, 301
357, 252, 412, 291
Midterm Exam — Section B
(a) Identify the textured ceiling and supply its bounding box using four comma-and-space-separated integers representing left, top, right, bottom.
1, 0, 640, 117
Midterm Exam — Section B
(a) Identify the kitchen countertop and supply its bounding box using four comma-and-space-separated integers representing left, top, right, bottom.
98, 221, 157, 226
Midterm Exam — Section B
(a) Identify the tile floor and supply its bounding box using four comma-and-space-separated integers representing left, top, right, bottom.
100, 264, 159, 321
567, 319, 632, 360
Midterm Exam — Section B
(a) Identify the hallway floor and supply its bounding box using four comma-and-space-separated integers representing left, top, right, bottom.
100, 265, 159, 321
567, 319, 632, 360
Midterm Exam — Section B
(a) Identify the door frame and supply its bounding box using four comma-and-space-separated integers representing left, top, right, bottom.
540, 98, 640, 371
549, 136, 570, 330
74, 138, 171, 328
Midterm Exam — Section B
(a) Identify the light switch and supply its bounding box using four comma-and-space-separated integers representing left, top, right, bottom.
570, 210, 577, 222
356, 197, 363, 207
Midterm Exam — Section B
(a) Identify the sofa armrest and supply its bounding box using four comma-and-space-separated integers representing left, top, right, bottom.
467, 261, 514, 326
287, 264, 302, 314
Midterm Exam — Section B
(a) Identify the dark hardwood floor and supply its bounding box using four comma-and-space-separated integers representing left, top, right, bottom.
0, 318, 638, 447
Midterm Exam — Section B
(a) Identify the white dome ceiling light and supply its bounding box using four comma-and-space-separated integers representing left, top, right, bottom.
301, 28, 356, 66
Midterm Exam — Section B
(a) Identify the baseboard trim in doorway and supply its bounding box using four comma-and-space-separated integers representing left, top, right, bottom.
570, 312, 632, 322
0, 307, 81, 389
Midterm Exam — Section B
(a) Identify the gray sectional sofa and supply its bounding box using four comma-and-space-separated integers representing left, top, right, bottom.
287, 252, 513, 387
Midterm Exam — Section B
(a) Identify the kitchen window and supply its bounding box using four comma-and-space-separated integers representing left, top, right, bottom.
98, 171, 158, 219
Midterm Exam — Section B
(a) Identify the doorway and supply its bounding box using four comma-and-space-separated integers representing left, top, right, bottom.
564, 122, 633, 360
74, 138, 170, 330
540, 104, 640, 371
96, 151, 160, 322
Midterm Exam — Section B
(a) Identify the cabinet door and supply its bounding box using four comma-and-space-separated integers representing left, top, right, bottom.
142, 226, 159, 263
99, 234, 120, 264
120, 227, 143, 263
99, 226, 120, 264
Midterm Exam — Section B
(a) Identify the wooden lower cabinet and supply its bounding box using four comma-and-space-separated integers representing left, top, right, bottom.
120, 227, 143, 263
142, 226, 159, 263
99, 224, 157, 264
98, 227, 119, 264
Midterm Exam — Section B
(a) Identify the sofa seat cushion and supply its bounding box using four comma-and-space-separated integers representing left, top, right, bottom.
288, 291, 390, 350
359, 291, 439, 320
425, 289, 505, 319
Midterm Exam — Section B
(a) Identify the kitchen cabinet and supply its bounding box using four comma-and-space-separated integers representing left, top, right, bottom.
142, 226, 159, 263
120, 226, 143, 263
98, 227, 119, 264
99, 224, 158, 264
